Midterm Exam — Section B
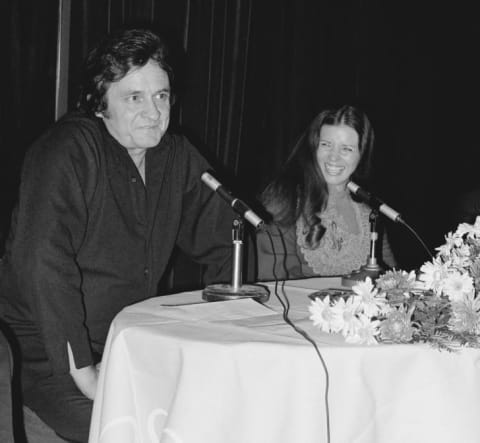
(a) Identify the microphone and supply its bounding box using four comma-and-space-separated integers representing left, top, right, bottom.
347, 181, 404, 224
201, 172, 265, 230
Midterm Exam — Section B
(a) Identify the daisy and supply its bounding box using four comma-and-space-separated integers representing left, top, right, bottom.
329, 296, 361, 336
450, 245, 471, 270
469, 257, 480, 290
345, 314, 380, 345
352, 277, 387, 317
442, 271, 474, 302
309, 296, 336, 333
435, 232, 459, 257
449, 294, 480, 334
418, 258, 449, 294
455, 216, 480, 239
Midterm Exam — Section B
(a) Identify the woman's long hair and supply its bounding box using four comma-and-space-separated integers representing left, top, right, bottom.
261, 105, 374, 248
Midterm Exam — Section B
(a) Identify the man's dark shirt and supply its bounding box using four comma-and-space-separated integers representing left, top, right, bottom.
0, 112, 233, 376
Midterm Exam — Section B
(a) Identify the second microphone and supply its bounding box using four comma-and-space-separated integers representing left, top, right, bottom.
201, 171, 265, 230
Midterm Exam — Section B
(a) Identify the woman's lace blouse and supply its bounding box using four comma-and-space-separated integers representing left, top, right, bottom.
296, 200, 371, 276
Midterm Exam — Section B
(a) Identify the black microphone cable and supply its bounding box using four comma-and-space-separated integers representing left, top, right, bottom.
263, 224, 331, 443
398, 219, 434, 262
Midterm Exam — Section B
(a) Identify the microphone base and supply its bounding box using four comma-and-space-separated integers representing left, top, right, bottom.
341, 264, 384, 288
202, 283, 270, 303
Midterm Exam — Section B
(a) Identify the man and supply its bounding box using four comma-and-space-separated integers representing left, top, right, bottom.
0, 28, 233, 442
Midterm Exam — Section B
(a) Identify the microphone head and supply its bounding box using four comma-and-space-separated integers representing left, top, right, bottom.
347, 181, 359, 194
201, 171, 221, 191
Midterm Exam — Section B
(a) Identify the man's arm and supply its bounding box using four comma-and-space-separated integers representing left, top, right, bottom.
11, 119, 99, 374
67, 343, 98, 400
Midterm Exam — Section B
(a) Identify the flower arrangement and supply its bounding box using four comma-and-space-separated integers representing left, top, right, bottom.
308, 217, 480, 351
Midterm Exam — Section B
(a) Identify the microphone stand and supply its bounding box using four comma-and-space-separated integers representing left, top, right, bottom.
202, 217, 269, 302
341, 209, 385, 287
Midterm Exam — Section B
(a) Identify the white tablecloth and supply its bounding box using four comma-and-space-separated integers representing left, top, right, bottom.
89, 278, 480, 443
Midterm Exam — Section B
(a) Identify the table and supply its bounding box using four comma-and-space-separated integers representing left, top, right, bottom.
89, 278, 480, 443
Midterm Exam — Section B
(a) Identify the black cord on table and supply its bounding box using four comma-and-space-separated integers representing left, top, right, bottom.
264, 225, 331, 443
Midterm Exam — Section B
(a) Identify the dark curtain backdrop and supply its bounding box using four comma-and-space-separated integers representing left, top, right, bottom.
1, 0, 59, 254
2, 0, 479, 287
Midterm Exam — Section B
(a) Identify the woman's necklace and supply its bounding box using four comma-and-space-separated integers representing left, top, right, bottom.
320, 193, 359, 252
328, 193, 359, 235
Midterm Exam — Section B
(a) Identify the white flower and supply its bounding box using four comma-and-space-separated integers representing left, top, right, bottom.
436, 232, 472, 270
309, 296, 336, 333
309, 217, 480, 349
352, 277, 387, 317
377, 294, 394, 315
450, 245, 472, 270
406, 270, 420, 286
449, 293, 480, 334
418, 258, 450, 294
455, 217, 480, 239
345, 314, 380, 345
473, 216, 480, 236
436, 232, 460, 257
330, 296, 361, 336
442, 271, 474, 302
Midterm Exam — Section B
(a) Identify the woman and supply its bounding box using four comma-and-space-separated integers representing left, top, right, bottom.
256, 105, 396, 280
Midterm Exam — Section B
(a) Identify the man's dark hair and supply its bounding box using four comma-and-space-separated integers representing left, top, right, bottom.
77, 28, 174, 115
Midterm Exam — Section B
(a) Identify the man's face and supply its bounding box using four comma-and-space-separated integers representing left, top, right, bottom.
101, 60, 171, 149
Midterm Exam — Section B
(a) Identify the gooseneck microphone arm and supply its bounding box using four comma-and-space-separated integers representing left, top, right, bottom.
347, 181, 433, 261
347, 181, 404, 224
201, 171, 265, 230
200, 171, 269, 302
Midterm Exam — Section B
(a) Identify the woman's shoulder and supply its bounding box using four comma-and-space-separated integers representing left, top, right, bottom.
264, 196, 295, 224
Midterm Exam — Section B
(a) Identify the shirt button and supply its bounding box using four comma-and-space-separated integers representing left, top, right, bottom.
131, 177, 137, 183
144, 267, 149, 276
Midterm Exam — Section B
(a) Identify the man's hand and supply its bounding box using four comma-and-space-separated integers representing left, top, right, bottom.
70, 365, 98, 400
67, 342, 98, 400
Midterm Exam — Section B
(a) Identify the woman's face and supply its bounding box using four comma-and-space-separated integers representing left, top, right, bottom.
316, 124, 361, 191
